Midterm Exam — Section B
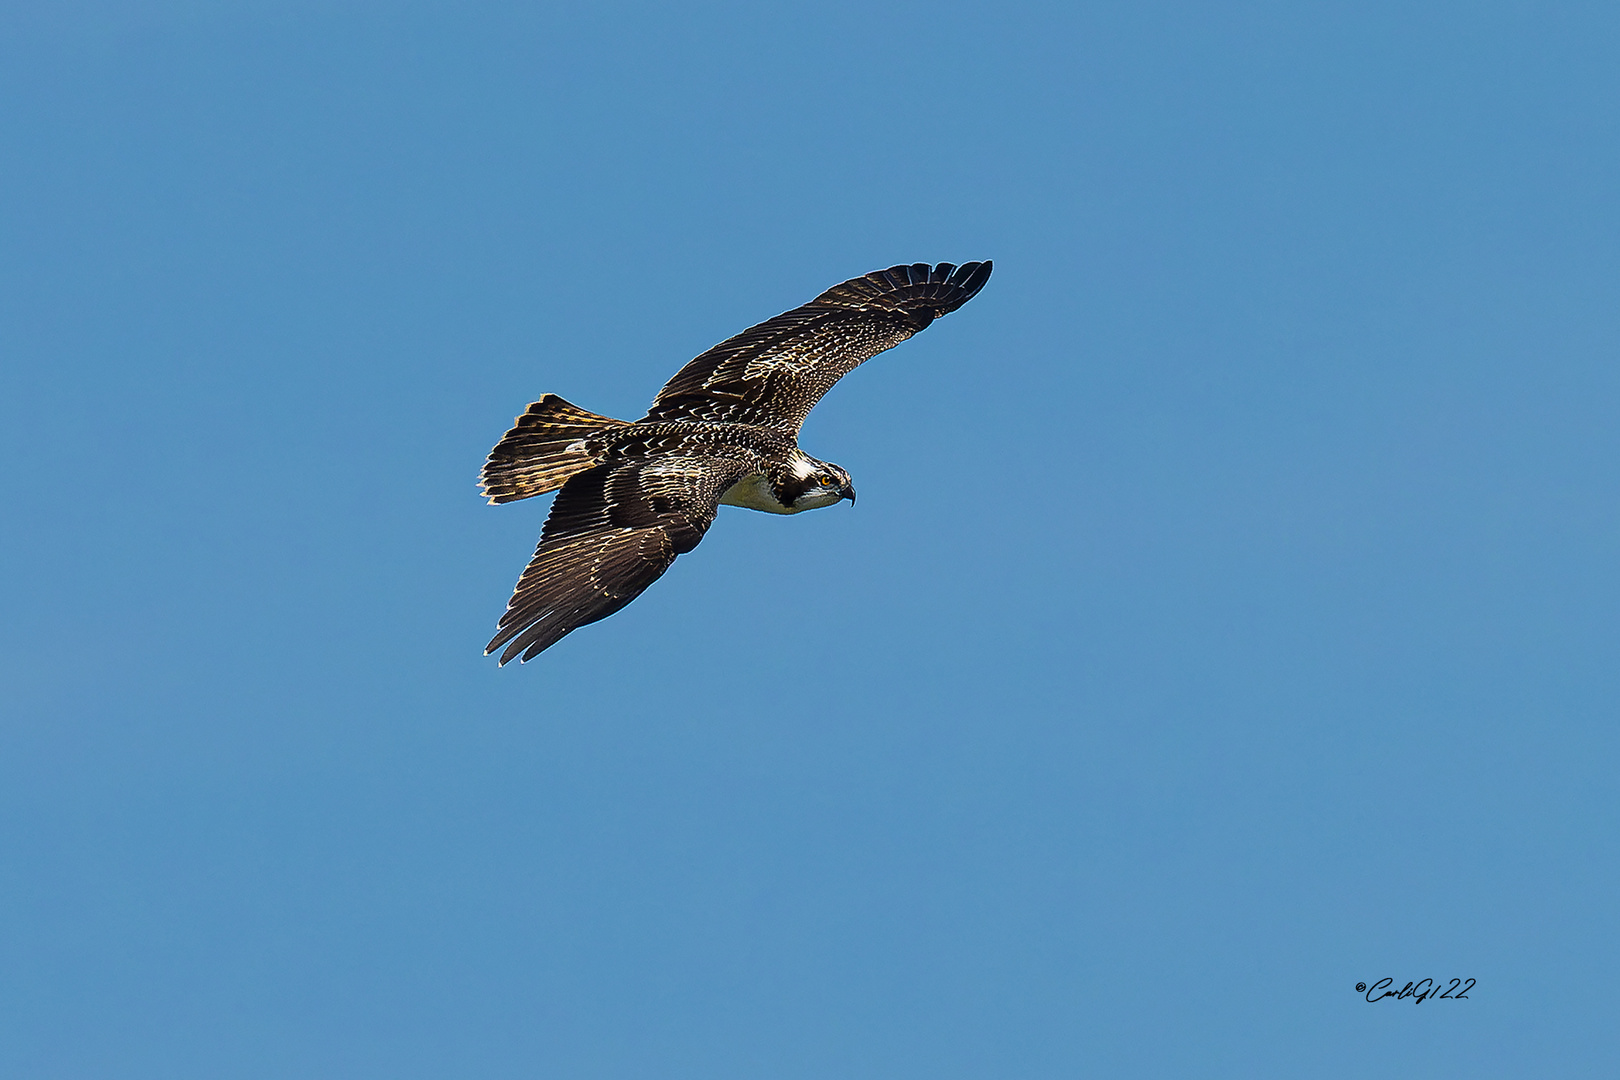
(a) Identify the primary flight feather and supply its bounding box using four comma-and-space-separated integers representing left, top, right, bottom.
480, 260, 993, 663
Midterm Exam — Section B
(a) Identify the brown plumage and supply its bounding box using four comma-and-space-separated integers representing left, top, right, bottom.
480, 261, 992, 663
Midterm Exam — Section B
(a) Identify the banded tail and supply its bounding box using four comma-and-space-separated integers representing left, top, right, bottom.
480, 394, 629, 504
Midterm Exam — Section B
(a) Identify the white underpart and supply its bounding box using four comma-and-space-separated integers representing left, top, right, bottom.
720, 473, 799, 514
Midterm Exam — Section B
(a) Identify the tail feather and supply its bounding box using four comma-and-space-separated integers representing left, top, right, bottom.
480, 394, 629, 504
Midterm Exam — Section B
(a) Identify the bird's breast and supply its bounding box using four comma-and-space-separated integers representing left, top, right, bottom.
718, 472, 798, 514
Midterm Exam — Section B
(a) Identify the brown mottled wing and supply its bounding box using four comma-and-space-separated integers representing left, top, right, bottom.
643, 261, 992, 434
485, 451, 752, 663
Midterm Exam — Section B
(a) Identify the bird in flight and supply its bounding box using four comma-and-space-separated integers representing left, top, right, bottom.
479, 260, 993, 663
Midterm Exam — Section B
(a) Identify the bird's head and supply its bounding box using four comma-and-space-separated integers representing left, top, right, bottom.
785, 456, 856, 511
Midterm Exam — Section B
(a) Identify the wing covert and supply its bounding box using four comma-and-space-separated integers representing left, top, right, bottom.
485, 453, 751, 663
643, 261, 991, 434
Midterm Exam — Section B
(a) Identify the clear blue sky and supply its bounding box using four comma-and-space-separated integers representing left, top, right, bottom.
3, 2, 1617, 1076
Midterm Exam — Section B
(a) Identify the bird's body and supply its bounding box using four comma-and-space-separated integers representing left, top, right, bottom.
481, 260, 992, 663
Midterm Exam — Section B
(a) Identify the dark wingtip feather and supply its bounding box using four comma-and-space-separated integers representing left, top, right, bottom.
947, 260, 992, 310
928, 260, 991, 315
813, 261, 993, 317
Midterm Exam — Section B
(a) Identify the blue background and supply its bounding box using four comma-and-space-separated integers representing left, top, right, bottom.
3, 2, 1617, 1075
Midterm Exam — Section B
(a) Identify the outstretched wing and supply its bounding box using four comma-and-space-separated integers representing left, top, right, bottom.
643, 261, 992, 434
485, 451, 751, 663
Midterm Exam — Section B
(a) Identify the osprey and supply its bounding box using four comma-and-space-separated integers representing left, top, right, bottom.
480, 260, 993, 663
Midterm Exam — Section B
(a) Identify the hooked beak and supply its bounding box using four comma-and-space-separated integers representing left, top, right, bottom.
841, 484, 857, 506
